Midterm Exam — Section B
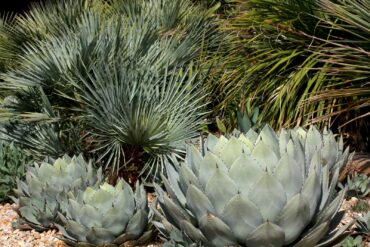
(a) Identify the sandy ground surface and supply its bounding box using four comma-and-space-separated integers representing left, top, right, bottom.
0, 203, 66, 247
0, 199, 369, 246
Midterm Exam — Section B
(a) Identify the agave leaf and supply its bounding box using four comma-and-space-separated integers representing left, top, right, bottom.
205, 169, 238, 214
163, 166, 186, 206
54, 158, 68, 170
319, 165, 330, 210
65, 220, 89, 243
238, 134, 254, 152
123, 210, 148, 241
339, 147, 350, 170
293, 222, 329, 247
245, 221, 285, 247
274, 153, 303, 200
161, 175, 186, 207
276, 193, 311, 244
85, 226, 115, 245
205, 134, 219, 152
151, 215, 181, 240
221, 194, 263, 242
251, 141, 279, 172
211, 136, 229, 156
67, 199, 82, 221
179, 164, 200, 194
305, 126, 323, 165
320, 167, 339, 211
249, 173, 287, 221
55, 223, 77, 242
228, 154, 264, 193
27, 178, 43, 195
100, 182, 116, 195
115, 183, 135, 217
278, 129, 290, 155
128, 230, 153, 246
246, 129, 259, 143
81, 187, 96, 205
216, 137, 245, 167
314, 189, 346, 226
186, 145, 203, 175
259, 125, 280, 157
80, 204, 101, 228
321, 136, 337, 168
309, 151, 322, 178
37, 163, 56, 181
199, 213, 237, 247
57, 212, 68, 225
316, 219, 354, 247
101, 207, 127, 236
186, 184, 215, 220
181, 219, 209, 244
198, 152, 227, 188
301, 168, 321, 219
19, 206, 39, 225
237, 109, 252, 133
134, 182, 147, 211
162, 194, 191, 227
236, 109, 252, 133
287, 139, 306, 178
19, 180, 30, 197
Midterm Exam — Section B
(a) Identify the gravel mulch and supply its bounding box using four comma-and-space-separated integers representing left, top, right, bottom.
0, 199, 369, 246
0, 203, 66, 247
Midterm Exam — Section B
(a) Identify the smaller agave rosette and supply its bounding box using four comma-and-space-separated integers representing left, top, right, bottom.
57, 180, 152, 246
153, 125, 353, 247
12, 154, 102, 230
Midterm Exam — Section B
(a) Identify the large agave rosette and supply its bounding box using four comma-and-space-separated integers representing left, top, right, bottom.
153, 125, 353, 247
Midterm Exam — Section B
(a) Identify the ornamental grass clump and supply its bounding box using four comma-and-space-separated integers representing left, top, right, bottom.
12, 154, 102, 231
153, 125, 353, 246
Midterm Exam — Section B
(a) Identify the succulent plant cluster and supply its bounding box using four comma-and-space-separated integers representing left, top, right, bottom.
12, 154, 153, 246
0, 141, 32, 202
11, 124, 355, 246
356, 212, 370, 235
153, 125, 352, 247
57, 180, 151, 246
339, 172, 370, 198
12, 154, 102, 230
340, 235, 364, 247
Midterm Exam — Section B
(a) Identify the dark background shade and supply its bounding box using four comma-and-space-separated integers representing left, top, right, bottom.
0, 0, 43, 13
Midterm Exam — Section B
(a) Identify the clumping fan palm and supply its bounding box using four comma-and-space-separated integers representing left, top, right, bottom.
57, 180, 152, 246
12, 154, 102, 231
0, 0, 221, 182
70, 61, 206, 183
153, 125, 353, 246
